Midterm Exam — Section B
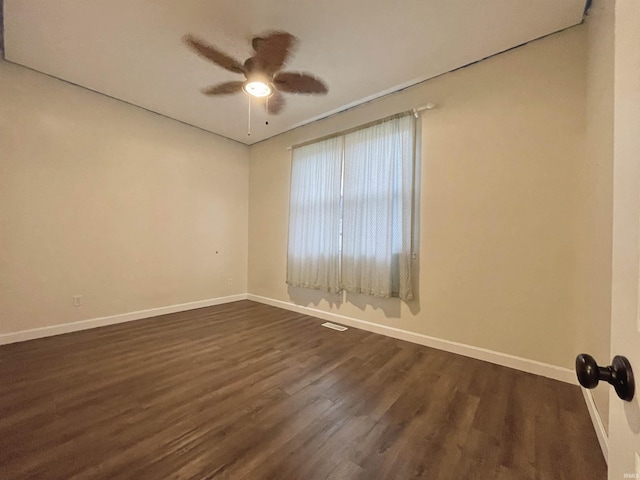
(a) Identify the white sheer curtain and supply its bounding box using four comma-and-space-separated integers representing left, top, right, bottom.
286, 137, 343, 293
341, 115, 415, 300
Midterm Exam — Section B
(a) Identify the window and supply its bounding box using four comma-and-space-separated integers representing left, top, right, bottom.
287, 114, 416, 300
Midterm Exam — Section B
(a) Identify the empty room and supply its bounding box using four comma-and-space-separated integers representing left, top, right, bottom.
1, 0, 639, 479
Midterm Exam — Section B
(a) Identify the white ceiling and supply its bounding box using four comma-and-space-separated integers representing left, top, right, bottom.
3, 0, 586, 145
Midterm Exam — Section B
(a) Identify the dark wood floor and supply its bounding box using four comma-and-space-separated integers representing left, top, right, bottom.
0, 300, 605, 479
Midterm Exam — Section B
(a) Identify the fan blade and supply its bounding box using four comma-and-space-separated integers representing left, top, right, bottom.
273, 72, 328, 94
251, 37, 265, 52
183, 34, 245, 74
266, 91, 286, 115
202, 81, 244, 95
250, 32, 296, 76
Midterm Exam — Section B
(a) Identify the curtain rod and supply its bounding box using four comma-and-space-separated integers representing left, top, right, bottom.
286, 103, 436, 151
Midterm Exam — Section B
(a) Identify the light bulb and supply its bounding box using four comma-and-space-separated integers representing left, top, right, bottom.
243, 81, 273, 98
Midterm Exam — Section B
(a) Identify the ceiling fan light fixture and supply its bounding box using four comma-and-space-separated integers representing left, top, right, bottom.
184, 31, 328, 114
243, 80, 273, 98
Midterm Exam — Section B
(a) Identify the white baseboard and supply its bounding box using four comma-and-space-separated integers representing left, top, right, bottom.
247, 294, 577, 385
581, 388, 609, 463
0, 294, 248, 345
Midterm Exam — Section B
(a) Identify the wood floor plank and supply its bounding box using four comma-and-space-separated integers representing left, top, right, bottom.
0, 300, 606, 479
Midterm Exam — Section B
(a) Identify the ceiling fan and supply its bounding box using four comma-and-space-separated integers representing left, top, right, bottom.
183, 31, 328, 114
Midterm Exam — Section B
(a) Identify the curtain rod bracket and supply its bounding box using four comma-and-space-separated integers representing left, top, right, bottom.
415, 103, 436, 113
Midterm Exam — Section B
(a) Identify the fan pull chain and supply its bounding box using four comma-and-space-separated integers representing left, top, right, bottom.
247, 96, 251, 137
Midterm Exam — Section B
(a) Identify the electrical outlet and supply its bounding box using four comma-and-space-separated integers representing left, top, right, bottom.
73, 295, 83, 307
227, 278, 233, 286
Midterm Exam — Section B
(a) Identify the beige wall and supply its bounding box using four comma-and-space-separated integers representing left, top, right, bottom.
0, 60, 249, 334
249, 25, 604, 370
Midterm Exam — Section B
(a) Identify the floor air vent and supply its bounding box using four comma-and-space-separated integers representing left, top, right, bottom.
321, 322, 348, 332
